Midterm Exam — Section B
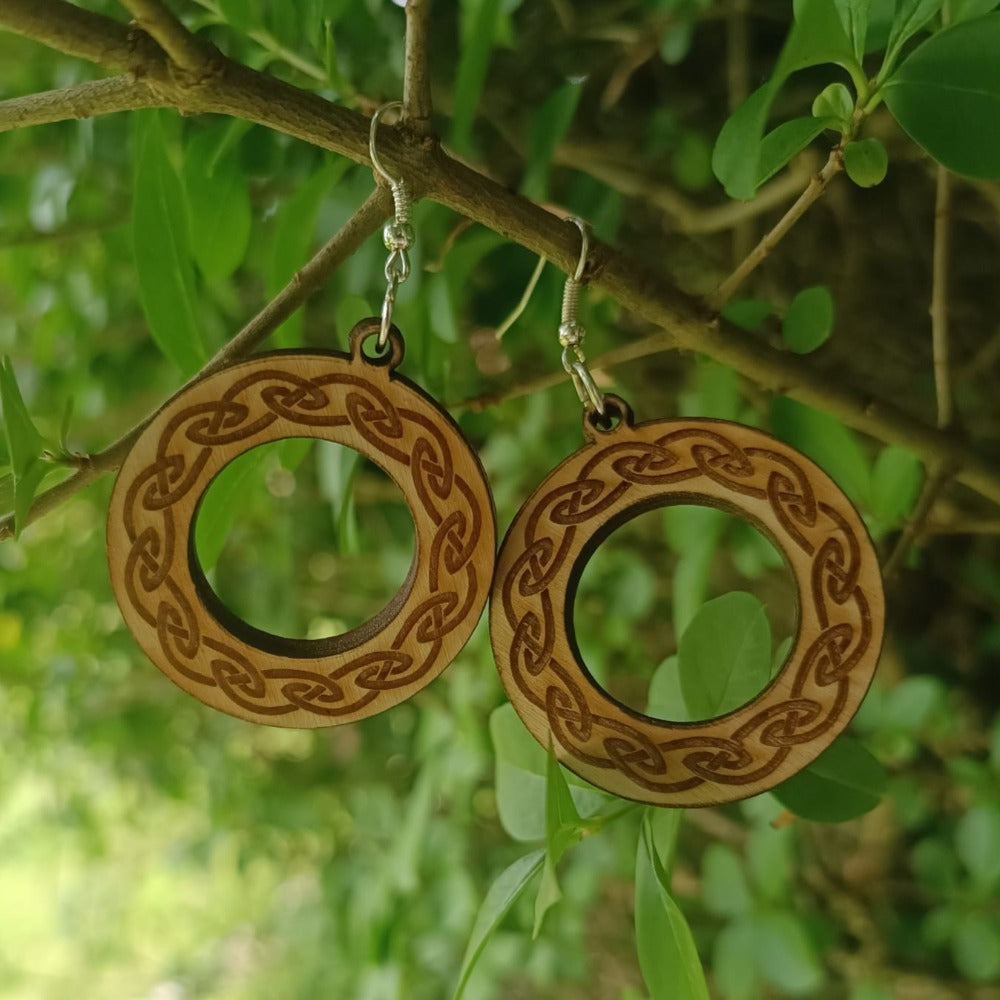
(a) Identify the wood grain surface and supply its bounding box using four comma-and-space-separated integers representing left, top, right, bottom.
107, 320, 496, 727
490, 396, 884, 807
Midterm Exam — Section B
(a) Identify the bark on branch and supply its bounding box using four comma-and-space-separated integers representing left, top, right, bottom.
2, 0, 1000, 510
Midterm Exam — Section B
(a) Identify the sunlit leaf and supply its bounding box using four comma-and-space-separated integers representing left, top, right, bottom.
678, 592, 772, 721
132, 111, 206, 375
453, 849, 545, 1000
782, 284, 834, 353
635, 813, 710, 1000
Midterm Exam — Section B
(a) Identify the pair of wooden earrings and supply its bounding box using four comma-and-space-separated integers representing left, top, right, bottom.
106, 110, 884, 807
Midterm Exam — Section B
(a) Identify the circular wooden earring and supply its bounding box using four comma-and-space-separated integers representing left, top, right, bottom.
490, 394, 884, 807
107, 319, 496, 727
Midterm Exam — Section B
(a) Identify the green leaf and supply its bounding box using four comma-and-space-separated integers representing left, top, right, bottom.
950, 913, 1000, 980
533, 742, 585, 936
713, 83, 777, 200
757, 116, 836, 187
635, 815, 710, 1000
267, 161, 347, 347
701, 844, 752, 917
0, 357, 47, 535
712, 0, 858, 198
835, 0, 871, 60
871, 446, 923, 526
754, 911, 825, 995
954, 805, 1000, 887
721, 298, 774, 333
648, 656, 689, 722
490, 704, 607, 841
782, 284, 834, 353
678, 592, 772, 721
545, 740, 582, 853
883, 13, 1000, 178
746, 823, 794, 901
451, 0, 503, 152
951, 0, 1000, 22
194, 446, 271, 572
881, 0, 943, 79
812, 81, 855, 124
183, 128, 252, 282
522, 81, 583, 200
0, 357, 43, 475
713, 919, 762, 1000
132, 111, 206, 375
773, 735, 887, 822
453, 849, 545, 1000
844, 137, 889, 187
771, 396, 871, 506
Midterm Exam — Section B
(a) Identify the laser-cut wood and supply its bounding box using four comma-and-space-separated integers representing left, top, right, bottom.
490, 395, 884, 807
107, 320, 496, 727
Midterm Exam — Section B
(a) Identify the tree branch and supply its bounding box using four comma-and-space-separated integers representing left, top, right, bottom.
403, 0, 433, 136
118, 0, 218, 78
4, 1, 1000, 512
706, 146, 845, 310
0, 76, 161, 133
0, 188, 390, 540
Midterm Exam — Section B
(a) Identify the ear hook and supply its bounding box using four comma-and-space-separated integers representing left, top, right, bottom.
569, 215, 589, 283
370, 101, 415, 350
559, 216, 604, 416
369, 100, 404, 189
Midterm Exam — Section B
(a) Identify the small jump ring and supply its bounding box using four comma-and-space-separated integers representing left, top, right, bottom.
566, 216, 590, 283
370, 101, 404, 188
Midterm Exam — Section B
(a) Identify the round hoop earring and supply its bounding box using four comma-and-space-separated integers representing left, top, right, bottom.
107, 106, 496, 727
489, 220, 884, 807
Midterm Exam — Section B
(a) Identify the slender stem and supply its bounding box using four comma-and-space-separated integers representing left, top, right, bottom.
882, 462, 955, 579
706, 146, 845, 311
931, 167, 953, 431
0, 189, 390, 541
403, 0, 434, 136
0, 76, 161, 133
495, 255, 547, 340
884, 165, 957, 575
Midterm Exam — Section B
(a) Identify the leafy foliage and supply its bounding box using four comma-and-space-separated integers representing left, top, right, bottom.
1, 1, 999, 998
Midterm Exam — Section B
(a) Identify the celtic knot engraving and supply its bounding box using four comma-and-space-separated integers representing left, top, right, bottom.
109, 336, 494, 727
492, 412, 883, 806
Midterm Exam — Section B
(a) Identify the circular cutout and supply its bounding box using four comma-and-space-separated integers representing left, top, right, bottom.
490, 398, 884, 806
108, 322, 496, 727
570, 506, 797, 721
193, 440, 416, 641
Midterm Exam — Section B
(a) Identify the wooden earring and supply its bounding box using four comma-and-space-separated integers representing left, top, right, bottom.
489, 221, 884, 807
108, 320, 496, 726
107, 104, 495, 726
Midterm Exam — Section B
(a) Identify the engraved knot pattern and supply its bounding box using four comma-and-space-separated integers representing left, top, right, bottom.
492, 419, 883, 806
109, 352, 492, 726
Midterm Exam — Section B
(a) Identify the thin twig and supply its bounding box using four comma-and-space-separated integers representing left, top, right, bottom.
882, 462, 955, 579
0, 76, 160, 133
495, 255, 547, 340
0, 189, 390, 540
555, 141, 813, 235
118, 0, 217, 77
931, 167, 953, 430
726, 0, 754, 262
884, 165, 957, 575
4, 1, 1000, 511
706, 146, 845, 310
403, 0, 433, 136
